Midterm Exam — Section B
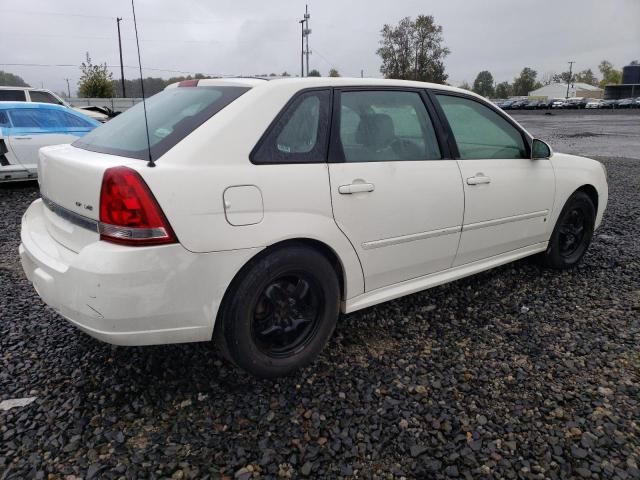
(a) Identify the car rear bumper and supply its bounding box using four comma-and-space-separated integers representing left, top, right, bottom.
19, 199, 261, 346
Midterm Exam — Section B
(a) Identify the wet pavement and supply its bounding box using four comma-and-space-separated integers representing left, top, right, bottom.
512, 111, 640, 160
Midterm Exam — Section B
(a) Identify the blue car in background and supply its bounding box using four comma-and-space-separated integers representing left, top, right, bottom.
0, 102, 99, 182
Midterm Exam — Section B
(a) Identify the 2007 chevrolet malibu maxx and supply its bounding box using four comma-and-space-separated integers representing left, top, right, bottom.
20, 78, 608, 377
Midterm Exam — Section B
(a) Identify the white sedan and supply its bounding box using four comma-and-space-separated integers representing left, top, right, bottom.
19, 78, 608, 377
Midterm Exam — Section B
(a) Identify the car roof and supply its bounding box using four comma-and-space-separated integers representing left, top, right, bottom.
167, 76, 472, 97
0, 101, 70, 110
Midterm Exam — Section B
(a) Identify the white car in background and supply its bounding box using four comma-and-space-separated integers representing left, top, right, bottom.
585, 99, 604, 109
19, 78, 608, 377
0, 86, 110, 122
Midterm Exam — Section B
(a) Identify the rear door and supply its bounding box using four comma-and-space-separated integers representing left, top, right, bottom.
431, 91, 555, 266
328, 88, 464, 291
7, 108, 85, 170
1, 110, 29, 178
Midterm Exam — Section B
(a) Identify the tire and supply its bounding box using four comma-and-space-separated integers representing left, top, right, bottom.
216, 245, 340, 378
541, 191, 595, 269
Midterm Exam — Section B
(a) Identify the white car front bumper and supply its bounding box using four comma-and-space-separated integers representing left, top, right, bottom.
19, 199, 260, 346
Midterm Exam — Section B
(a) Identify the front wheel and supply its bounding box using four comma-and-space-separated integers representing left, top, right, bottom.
217, 245, 340, 378
541, 191, 595, 269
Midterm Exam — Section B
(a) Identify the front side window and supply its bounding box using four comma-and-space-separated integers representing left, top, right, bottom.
9, 109, 65, 128
29, 91, 62, 104
75, 86, 250, 160
0, 90, 26, 101
435, 94, 527, 160
252, 89, 330, 164
338, 90, 441, 162
0, 111, 10, 127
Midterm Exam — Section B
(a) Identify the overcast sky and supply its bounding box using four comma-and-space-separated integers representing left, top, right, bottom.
1, 0, 638, 95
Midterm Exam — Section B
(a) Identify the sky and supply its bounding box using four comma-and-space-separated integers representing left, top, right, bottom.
1, 0, 638, 95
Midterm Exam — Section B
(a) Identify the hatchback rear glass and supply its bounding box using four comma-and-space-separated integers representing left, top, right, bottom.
74, 86, 250, 160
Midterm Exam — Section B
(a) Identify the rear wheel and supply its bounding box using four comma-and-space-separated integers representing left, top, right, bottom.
541, 191, 595, 269
217, 245, 340, 378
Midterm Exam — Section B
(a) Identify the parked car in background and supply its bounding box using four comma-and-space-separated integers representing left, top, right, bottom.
601, 99, 618, 109
585, 99, 604, 109
0, 102, 99, 182
524, 99, 545, 109
616, 98, 636, 109
0, 86, 110, 122
499, 99, 516, 110
510, 99, 529, 109
564, 97, 588, 109
551, 98, 566, 109
20, 77, 608, 377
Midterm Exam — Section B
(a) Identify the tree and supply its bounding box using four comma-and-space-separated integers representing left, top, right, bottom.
630, 60, 639, 65
472, 70, 494, 98
328, 68, 340, 77
377, 15, 450, 83
281, 71, 291, 77
495, 81, 512, 98
574, 68, 599, 86
78, 53, 114, 98
0, 70, 30, 87
552, 71, 572, 83
512, 67, 538, 96
308, 69, 321, 77
458, 81, 471, 90
598, 60, 621, 87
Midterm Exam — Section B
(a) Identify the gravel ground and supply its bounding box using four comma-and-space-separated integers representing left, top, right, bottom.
1, 154, 639, 476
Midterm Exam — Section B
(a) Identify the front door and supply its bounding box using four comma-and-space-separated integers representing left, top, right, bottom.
432, 92, 555, 266
328, 89, 464, 291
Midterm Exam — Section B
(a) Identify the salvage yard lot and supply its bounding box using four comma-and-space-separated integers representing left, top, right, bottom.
1, 112, 639, 479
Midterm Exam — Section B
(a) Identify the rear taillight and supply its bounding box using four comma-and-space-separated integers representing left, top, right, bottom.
99, 166, 177, 246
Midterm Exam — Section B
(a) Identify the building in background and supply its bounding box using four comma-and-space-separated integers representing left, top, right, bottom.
528, 82, 603, 99
604, 64, 640, 100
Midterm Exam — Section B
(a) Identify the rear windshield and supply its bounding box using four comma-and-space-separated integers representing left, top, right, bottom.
74, 86, 250, 160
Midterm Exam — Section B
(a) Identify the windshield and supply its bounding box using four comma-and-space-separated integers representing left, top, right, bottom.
74, 86, 250, 160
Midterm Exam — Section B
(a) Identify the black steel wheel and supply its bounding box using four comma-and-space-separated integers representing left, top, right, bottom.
217, 244, 340, 378
541, 191, 596, 269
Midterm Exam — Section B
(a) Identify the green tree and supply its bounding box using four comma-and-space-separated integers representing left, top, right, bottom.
472, 70, 494, 97
377, 15, 449, 83
574, 68, 598, 86
281, 71, 291, 77
630, 60, 639, 65
328, 68, 340, 77
0, 70, 30, 87
598, 60, 621, 87
512, 67, 538, 96
458, 81, 471, 90
78, 53, 114, 98
308, 69, 321, 77
495, 81, 512, 98
541, 71, 555, 86
552, 71, 572, 83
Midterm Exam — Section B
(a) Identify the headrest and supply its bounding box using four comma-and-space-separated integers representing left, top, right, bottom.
355, 113, 395, 149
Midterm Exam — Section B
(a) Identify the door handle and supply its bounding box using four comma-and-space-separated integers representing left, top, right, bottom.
13, 136, 32, 140
338, 182, 375, 194
466, 175, 491, 185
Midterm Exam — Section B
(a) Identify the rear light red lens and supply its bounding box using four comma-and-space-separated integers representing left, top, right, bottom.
99, 166, 177, 246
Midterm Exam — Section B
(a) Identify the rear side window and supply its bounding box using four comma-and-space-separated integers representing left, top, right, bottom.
0, 111, 10, 127
338, 90, 441, 162
251, 89, 331, 164
29, 90, 62, 104
60, 111, 95, 128
435, 94, 527, 160
0, 90, 26, 101
74, 86, 250, 160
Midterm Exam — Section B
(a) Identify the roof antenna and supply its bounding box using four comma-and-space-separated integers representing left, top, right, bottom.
130, 0, 155, 167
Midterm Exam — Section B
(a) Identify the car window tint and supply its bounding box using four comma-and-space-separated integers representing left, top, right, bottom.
9, 109, 66, 128
252, 89, 331, 164
61, 111, 95, 128
435, 94, 527, 160
0, 111, 10, 127
29, 91, 61, 104
0, 90, 26, 101
339, 90, 441, 162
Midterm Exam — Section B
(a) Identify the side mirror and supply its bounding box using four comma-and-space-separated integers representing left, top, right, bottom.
531, 138, 552, 159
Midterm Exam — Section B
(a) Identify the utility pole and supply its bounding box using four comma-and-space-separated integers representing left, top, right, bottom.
65, 78, 71, 98
303, 5, 311, 76
299, 19, 305, 77
565, 61, 575, 99
116, 17, 126, 98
